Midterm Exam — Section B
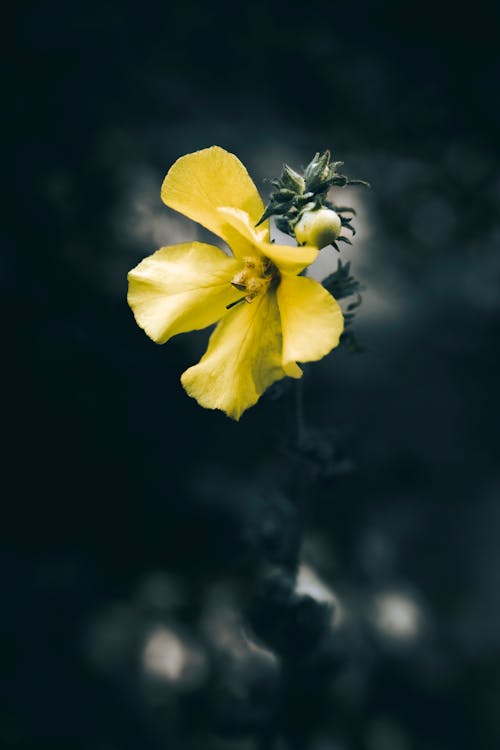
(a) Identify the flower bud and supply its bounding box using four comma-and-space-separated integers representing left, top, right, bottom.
281, 164, 305, 193
294, 208, 342, 248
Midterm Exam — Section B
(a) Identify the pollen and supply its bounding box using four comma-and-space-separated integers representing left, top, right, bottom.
231, 256, 279, 302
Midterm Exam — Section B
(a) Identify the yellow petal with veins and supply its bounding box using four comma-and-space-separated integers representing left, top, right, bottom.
127, 242, 241, 344
218, 206, 318, 273
216, 206, 268, 258
277, 275, 344, 369
181, 289, 287, 420
260, 241, 318, 275
161, 146, 269, 254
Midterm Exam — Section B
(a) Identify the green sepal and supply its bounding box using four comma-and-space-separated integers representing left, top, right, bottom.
322, 260, 364, 300
281, 164, 305, 193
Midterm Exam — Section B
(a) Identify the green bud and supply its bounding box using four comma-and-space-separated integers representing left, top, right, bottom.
304, 150, 332, 192
258, 149, 367, 238
281, 164, 305, 193
294, 207, 342, 248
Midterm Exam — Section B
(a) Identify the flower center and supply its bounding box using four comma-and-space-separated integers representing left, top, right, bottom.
230, 256, 279, 304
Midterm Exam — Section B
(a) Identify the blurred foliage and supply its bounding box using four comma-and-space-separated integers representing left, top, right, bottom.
323, 260, 365, 353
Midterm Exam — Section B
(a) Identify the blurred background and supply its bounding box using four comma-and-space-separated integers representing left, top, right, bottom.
5, 1, 500, 748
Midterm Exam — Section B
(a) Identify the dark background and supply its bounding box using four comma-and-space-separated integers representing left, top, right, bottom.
5, 1, 500, 748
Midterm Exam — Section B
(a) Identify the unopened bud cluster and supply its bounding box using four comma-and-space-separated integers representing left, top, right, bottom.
258, 150, 369, 251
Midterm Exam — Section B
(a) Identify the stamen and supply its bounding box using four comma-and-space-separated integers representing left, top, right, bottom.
228, 257, 279, 308
226, 297, 246, 310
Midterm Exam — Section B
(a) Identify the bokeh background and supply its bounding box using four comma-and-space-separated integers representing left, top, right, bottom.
6, 1, 500, 748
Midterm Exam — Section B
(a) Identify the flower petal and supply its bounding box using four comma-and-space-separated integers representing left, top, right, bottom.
181, 289, 287, 420
161, 146, 269, 251
217, 205, 318, 272
277, 275, 344, 368
127, 242, 241, 344
216, 206, 267, 257
260, 241, 318, 275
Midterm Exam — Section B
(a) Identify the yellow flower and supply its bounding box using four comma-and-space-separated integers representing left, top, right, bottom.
127, 146, 344, 420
